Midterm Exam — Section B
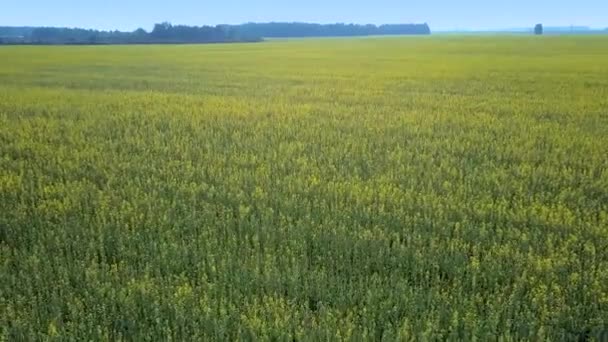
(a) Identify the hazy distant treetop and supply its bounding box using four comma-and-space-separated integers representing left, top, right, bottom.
0, 26, 36, 38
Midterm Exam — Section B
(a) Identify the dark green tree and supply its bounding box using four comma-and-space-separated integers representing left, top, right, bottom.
534, 24, 543, 35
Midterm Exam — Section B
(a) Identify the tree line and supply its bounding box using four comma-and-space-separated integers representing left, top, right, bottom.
0, 22, 431, 45
228, 22, 431, 38
0, 23, 261, 45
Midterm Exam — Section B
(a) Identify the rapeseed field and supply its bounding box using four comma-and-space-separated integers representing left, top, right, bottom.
1, 36, 608, 340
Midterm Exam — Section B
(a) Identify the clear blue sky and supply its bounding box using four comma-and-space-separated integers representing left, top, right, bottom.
1, 0, 606, 31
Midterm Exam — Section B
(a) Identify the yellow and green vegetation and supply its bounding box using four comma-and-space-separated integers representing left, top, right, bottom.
1, 36, 608, 340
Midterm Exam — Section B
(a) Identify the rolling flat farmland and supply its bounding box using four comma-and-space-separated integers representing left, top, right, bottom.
1, 36, 608, 340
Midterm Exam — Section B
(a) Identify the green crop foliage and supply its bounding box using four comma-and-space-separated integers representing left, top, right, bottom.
1, 36, 608, 341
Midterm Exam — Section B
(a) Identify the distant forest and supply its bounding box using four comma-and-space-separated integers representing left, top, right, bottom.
0, 23, 260, 44
227, 22, 431, 38
0, 22, 431, 45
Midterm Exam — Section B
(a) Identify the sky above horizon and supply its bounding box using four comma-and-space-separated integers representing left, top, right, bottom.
1, 0, 607, 31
